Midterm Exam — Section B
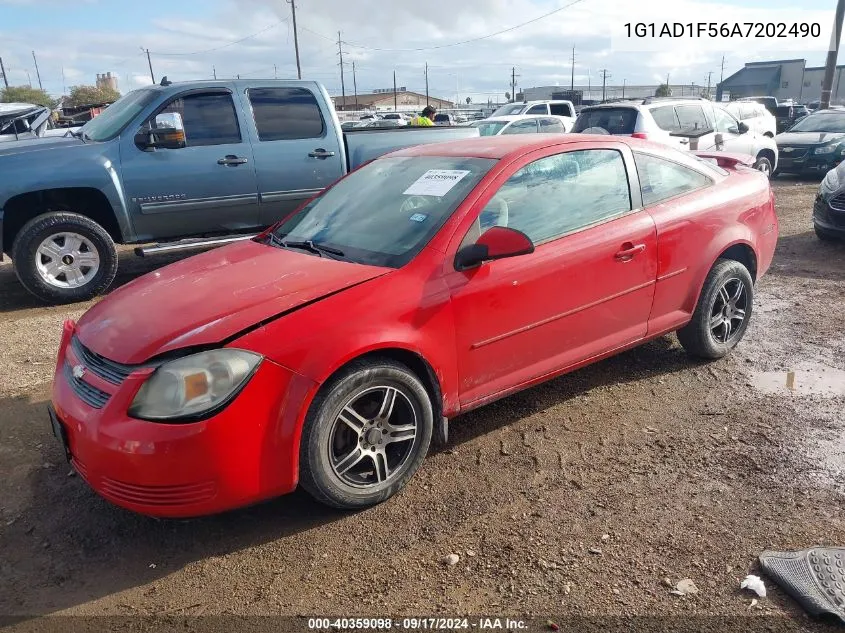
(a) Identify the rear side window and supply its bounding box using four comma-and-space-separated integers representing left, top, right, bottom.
526, 104, 548, 115
503, 119, 539, 134
248, 87, 324, 141
572, 108, 639, 134
650, 105, 681, 132
634, 152, 712, 206
675, 105, 710, 133
550, 103, 573, 117
539, 118, 565, 133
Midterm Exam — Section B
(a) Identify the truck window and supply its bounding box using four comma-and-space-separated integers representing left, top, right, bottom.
248, 87, 325, 141
160, 92, 241, 147
549, 103, 572, 117
526, 104, 548, 115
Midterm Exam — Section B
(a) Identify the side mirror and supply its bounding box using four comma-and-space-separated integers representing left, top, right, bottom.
135, 112, 186, 150
737, 121, 749, 134
455, 226, 535, 271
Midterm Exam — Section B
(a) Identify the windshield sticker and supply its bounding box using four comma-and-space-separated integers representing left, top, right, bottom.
409, 213, 428, 222
403, 170, 471, 197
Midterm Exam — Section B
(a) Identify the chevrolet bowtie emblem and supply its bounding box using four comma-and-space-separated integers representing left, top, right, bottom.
72, 365, 86, 380
782, 148, 794, 152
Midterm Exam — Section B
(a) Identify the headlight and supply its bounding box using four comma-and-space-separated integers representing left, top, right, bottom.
814, 143, 839, 155
129, 349, 262, 421
821, 168, 841, 195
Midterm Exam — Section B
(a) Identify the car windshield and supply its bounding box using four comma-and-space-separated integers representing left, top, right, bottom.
271, 156, 496, 268
492, 104, 525, 116
473, 121, 508, 136
79, 89, 158, 141
788, 112, 845, 133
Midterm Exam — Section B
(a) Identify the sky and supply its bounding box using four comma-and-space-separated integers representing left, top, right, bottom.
0, 0, 838, 104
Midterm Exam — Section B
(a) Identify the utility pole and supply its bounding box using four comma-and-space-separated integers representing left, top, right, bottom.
0, 57, 8, 88
274, 64, 278, 79
213, 65, 217, 80
425, 62, 429, 106
393, 70, 397, 111
143, 48, 155, 84
720, 56, 726, 84
61, 66, 66, 95
31, 51, 43, 90
622, 78, 626, 98
570, 46, 575, 91
706, 71, 713, 98
288, 0, 302, 79
510, 67, 520, 102
600, 69, 610, 101
26, 71, 32, 88
353, 60, 358, 111
337, 31, 346, 111
821, 0, 845, 109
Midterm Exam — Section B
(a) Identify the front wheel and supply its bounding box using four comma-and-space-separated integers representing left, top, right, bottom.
754, 155, 773, 179
677, 259, 754, 359
815, 225, 841, 242
11, 212, 118, 304
299, 358, 434, 509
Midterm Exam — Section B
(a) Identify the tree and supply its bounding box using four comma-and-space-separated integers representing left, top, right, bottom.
465, 96, 472, 104
505, 91, 511, 101
654, 83, 672, 98
66, 84, 121, 107
0, 85, 54, 107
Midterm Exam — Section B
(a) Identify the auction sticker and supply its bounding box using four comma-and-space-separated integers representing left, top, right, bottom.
403, 170, 470, 197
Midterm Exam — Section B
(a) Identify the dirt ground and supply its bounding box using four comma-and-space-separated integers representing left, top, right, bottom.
1, 179, 844, 630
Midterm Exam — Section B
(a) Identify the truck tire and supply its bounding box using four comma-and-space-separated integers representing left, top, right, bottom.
12, 212, 118, 304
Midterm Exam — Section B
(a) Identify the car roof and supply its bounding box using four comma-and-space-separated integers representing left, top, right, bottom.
479, 115, 544, 122
387, 133, 668, 160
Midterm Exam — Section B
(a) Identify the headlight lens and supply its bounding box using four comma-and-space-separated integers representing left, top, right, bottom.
814, 143, 839, 155
129, 349, 262, 420
821, 168, 841, 195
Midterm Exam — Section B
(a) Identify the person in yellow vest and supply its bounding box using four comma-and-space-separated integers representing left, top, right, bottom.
409, 106, 436, 126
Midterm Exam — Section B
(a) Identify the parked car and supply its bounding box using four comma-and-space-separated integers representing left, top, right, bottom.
50, 134, 778, 517
722, 100, 776, 137
433, 113, 457, 126
0, 79, 478, 305
491, 100, 576, 129
774, 109, 845, 176
471, 115, 569, 135
572, 98, 778, 177
814, 162, 845, 240
381, 113, 407, 123
0, 103, 80, 143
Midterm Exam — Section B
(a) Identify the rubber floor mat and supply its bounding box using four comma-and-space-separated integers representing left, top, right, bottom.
760, 547, 845, 623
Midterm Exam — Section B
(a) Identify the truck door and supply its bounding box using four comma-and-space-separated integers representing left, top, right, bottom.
120, 87, 259, 241
239, 86, 344, 227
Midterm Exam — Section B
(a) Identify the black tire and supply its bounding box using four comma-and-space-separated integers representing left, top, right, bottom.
815, 225, 841, 242
299, 358, 434, 510
753, 155, 773, 179
11, 212, 118, 305
677, 259, 754, 360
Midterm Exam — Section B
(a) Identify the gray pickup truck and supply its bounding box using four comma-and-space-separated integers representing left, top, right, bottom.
0, 79, 478, 304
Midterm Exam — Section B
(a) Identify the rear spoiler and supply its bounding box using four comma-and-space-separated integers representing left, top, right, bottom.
692, 152, 755, 169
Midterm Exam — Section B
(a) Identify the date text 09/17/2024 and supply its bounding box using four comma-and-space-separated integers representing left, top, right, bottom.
623, 22, 821, 38
306, 618, 529, 630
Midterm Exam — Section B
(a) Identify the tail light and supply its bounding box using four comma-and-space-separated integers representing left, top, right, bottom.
631, 132, 649, 140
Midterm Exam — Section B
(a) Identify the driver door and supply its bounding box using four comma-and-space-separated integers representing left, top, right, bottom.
702, 105, 749, 154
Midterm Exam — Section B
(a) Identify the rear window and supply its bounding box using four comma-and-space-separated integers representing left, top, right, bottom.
572, 108, 639, 134
434, 114, 451, 123
549, 103, 573, 117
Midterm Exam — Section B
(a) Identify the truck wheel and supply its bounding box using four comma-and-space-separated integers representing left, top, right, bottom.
299, 358, 433, 509
12, 212, 118, 304
677, 259, 754, 360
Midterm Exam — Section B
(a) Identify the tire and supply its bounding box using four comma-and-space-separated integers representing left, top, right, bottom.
815, 225, 841, 242
754, 155, 773, 179
299, 358, 434, 510
677, 259, 754, 360
11, 212, 118, 305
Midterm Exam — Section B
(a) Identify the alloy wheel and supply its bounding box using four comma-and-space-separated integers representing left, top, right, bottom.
709, 277, 748, 343
35, 232, 100, 289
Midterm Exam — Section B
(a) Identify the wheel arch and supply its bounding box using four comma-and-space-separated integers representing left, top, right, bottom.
755, 147, 777, 170
683, 238, 759, 314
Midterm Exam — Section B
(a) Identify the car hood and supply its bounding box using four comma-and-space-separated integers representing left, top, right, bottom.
776, 131, 845, 146
76, 240, 390, 365
0, 134, 82, 156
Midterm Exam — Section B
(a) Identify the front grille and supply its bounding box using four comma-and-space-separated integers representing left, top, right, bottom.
63, 362, 110, 409
830, 193, 845, 213
99, 477, 217, 507
780, 147, 809, 159
71, 336, 133, 385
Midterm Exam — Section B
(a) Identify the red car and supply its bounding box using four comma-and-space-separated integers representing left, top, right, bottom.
49, 135, 778, 517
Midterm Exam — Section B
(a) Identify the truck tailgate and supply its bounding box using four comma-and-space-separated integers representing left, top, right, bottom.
344, 126, 480, 170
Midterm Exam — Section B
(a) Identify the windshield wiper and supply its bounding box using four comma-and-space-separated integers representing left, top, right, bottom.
267, 235, 345, 258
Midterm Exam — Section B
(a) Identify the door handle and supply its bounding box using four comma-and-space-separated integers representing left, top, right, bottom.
614, 242, 646, 261
308, 148, 336, 159
217, 155, 248, 166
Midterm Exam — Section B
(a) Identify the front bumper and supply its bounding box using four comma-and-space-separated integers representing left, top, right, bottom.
776, 151, 841, 175
814, 194, 845, 237
50, 321, 317, 518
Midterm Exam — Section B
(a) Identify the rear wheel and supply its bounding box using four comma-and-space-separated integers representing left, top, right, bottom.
299, 358, 433, 509
677, 259, 754, 359
11, 212, 118, 304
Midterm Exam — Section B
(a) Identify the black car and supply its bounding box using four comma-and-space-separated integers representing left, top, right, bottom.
814, 161, 845, 240
775, 110, 845, 176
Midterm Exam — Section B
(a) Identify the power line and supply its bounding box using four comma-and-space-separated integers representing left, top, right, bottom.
151, 19, 287, 56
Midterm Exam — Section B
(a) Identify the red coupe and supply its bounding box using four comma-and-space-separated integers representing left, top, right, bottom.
50, 135, 778, 517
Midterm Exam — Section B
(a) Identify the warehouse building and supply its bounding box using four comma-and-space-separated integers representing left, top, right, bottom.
332, 88, 454, 112
716, 59, 845, 104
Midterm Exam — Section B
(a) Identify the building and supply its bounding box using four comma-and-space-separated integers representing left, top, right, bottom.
522, 83, 712, 105
96, 72, 118, 92
332, 88, 454, 112
717, 59, 845, 104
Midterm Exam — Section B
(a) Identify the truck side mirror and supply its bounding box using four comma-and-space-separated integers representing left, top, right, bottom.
135, 112, 186, 150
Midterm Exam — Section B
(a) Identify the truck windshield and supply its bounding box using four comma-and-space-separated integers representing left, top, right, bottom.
271, 156, 496, 268
492, 104, 526, 116
78, 89, 158, 142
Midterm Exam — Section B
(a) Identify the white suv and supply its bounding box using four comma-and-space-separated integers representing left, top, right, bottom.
572, 98, 779, 177
722, 100, 777, 138
492, 100, 576, 128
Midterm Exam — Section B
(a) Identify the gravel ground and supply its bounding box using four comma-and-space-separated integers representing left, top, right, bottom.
0, 179, 844, 631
